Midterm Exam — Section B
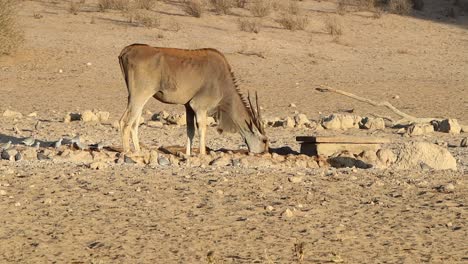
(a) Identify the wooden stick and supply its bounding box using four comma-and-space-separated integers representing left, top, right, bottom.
316, 86, 443, 125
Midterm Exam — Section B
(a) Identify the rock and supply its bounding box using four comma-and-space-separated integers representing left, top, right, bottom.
3, 110, 22, 119
96, 111, 110, 123
81, 110, 99, 122
265, 205, 274, 211
461, 137, 467, 147
14, 152, 22, 161
167, 113, 186, 126
37, 152, 50, 160
407, 123, 434, 136
437, 119, 461, 134
207, 116, 216, 126
321, 114, 361, 130
67, 151, 94, 163
294, 114, 310, 128
392, 142, 457, 171
149, 150, 159, 165
158, 155, 171, 166
281, 208, 294, 218
210, 156, 231, 167
112, 121, 120, 129
89, 161, 108, 170
307, 159, 319, 168
288, 176, 303, 183
283, 117, 295, 128
359, 150, 378, 164
461, 125, 468, 133
27, 112, 37, 117
328, 152, 372, 169
147, 121, 164, 128
0, 190, 6, 195
1, 149, 18, 161
393, 95, 400, 99
360, 117, 385, 130
289, 103, 296, 108
438, 183, 455, 193
376, 148, 396, 166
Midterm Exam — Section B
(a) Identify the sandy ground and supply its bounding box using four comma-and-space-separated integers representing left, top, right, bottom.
0, 0, 467, 263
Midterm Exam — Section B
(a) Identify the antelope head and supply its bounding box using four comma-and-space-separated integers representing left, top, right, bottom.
244, 92, 268, 154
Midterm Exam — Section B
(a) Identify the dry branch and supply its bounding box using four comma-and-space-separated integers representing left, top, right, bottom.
316, 85, 443, 125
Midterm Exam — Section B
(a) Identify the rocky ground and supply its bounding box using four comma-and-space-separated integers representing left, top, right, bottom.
1, 0, 467, 263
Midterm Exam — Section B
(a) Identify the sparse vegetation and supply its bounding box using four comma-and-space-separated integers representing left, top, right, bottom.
183, 0, 204, 17
325, 16, 343, 36
237, 18, 261, 33
234, 0, 247, 8
277, 13, 308, 31
98, 0, 131, 11
134, 0, 156, 10
130, 11, 160, 28
388, 0, 411, 14
250, 0, 272, 17
0, 0, 24, 55
209, 0, 232, 14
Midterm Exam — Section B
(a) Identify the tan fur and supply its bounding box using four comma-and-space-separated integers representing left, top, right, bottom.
118, 44, 267, 155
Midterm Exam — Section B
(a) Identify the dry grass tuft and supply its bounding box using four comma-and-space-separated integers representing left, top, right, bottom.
250, 0, 272, 17
0, 0, 24, 55
237, 18, 261, 33
98, 0, 131, 11
209, 0, 232, 14
134, 0, 156, 10
325, 16, 343, 36
234, 0, 247, 8
129, 10, 160, 27
388, 0, 411, 14
183, 0, 203, 17
277, 13, 308, 31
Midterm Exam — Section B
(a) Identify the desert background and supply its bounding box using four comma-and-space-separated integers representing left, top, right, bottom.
0, 0, 467, 263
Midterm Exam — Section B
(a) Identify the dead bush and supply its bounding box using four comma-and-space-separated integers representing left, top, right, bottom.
130, 11, 160, 27
98, 0, 130, 11
234, 0, 247, 8
134, 0, 156, 10
325, 16, 343, 36
388, 0, 411, 14
209, 0, 233, 14
250, 0, 272, 17
0, 0, 24, 55
183, 0, 203, 17
238, 18, 261, 33
277, 13, 308, 31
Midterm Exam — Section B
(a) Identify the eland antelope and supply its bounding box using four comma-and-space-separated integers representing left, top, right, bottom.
118, 44, 268, 155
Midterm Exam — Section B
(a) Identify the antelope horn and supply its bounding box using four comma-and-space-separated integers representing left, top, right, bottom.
255, 91, 264, 133
247, 91, 257, 117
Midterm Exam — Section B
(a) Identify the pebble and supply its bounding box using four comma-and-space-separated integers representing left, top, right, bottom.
288, 176, 303, 183
86, 62, 92, 66
281, 208, 294, 218
0, 190, 6, 196
265, 205, 274, 211
461, 137, 467, 147
289, 103, 296, 108
158, 156, 171, 166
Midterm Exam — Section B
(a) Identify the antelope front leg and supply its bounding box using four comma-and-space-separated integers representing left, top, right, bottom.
185, 105, 195, 156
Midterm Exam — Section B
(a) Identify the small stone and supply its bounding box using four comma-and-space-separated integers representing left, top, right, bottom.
321, 114, 361, 130
294, 114, 310, 128
124, 156, 137, 164
393, 95, 400, 99
360, 117, 385, 130
89, 161, 108, 170
166, 113, 186, 126
112, 121, 120, 129
3, 110, 23, 119
265, 205, 274, 211
1, 149, 18, 161
147, 121, 164, 128
96, 111, 110, 123
437, 119, 461, 134
288, 176, 303, 183
460, 137, 467, 147
86, 62, 92, 66
281, 208, 294, 218
15, 202, 21, 207
442, 183, 455, 193
289, 103, 297, 108
216, 190, 224, 195
207, 116, 216, 126
81, 110, 99, 122
407, 123, 434, 136
27, 112, 37, 117
58, 69, 63, 73
158, 155, 171, 166
0, 190, 6, 195
14, 152, 22, 161
283, 117, 295, 128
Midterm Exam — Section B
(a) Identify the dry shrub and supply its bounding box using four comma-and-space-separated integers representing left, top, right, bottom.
250, 0, 272, 17
388, 0, 411, 14
209, 0, 232, 14
0, 0, 24, 55
234, 0, 247, 8
134, 0, 156, 10
69, 1, 83, 14
277, 13, 308, 30
183, 0, 203, 17
325, 16, 342, 36
238, 18, 261, 33
130, 10, 160, 27
98, 0, 130, 11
